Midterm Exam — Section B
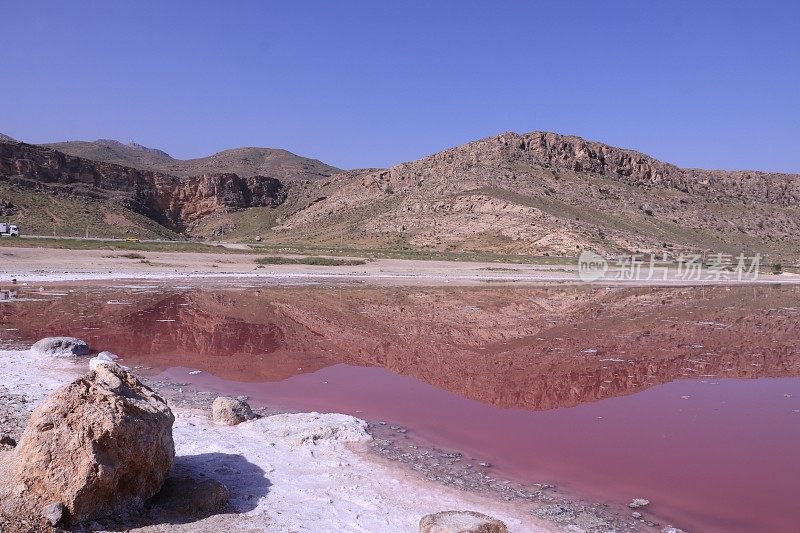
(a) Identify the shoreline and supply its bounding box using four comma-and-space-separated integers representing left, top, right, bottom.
2, 246, 797, 287
0, 347, 670, 532
149, 371, 661, 532
0, 348, 555, 532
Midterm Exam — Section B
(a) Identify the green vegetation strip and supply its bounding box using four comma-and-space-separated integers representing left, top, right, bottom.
248, 243, 576, 265
0, 236, 247, 254
0, 236, 573, 264
255, 256, 367, 266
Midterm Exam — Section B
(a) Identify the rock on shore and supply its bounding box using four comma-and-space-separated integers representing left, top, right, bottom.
30, 337, 90, 357
212, 396, 256, 426
10, 363, 175, 524
420, 510, 508, 532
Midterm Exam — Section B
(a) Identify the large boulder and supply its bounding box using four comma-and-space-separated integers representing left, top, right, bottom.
419, 510, 508, 533
212, 396, 256, 426
30, 336, 90, 357
11, 364, 175, 525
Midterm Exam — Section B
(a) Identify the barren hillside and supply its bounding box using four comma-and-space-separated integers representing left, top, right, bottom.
44, 139, 341, 181
0, 141, 286, 236
3, 132, 799, 260
273, 132, 800, 258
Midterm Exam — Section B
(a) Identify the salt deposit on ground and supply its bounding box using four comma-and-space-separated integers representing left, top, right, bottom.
0, 349, 551, 532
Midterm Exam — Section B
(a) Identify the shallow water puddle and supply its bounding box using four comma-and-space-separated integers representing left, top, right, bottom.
1, 283, 799, 532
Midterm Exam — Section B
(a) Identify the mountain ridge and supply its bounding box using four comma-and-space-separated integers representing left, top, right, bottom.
0, 141, 286, 234
43, 138, 341, 181
2, 131, 799, 260
271, 131, 800, 258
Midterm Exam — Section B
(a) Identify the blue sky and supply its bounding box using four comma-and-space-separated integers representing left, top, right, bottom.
1, 1, 798, 171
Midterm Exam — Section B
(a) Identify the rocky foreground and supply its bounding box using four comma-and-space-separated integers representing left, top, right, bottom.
0, 339, 550, 532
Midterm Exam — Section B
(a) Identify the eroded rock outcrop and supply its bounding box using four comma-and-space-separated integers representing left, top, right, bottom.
10, 363, 175, 525
0, 141, 286, 232
276, 131, 800, 258
376, 131, 800, 207
5, 130, 800, 257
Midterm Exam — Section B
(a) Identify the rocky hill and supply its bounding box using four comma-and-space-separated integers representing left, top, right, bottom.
2, 131, 799, 259
44, 139, 340, 181
273, 132, 800, 258
0, 141, 285, 234
43, 139, 173, 170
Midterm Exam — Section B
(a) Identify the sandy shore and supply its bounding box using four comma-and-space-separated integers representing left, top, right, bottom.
1, 246, 797, 286
0, 349, 559, 532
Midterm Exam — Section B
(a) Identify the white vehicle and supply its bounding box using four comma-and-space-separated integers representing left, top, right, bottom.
0, 223, 20, 236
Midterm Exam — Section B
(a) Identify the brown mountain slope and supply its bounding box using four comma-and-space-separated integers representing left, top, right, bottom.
270, 131, 800, 259
44, 139, 341, 181
3, 131, 800, 260
43, 139, 173, 170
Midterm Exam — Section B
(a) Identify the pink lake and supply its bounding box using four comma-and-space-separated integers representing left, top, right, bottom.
1, 283, 799, 532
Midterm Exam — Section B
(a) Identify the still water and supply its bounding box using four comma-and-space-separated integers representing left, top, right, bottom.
1, 284, 799, 532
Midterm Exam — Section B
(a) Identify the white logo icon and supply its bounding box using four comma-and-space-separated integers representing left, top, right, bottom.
578, 251, 608, 282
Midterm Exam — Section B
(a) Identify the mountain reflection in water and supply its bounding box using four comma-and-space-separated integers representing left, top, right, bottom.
1, 285, 799, 411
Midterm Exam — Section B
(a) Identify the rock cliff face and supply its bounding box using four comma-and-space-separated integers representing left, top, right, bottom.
505, 132, 799, 206
358, 131, 798, 205
318, 131, 798, 209
140, 173, 285, 231
0, 141, 285, 232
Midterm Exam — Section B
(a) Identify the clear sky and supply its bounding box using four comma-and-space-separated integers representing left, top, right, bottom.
1, 1, 798, 171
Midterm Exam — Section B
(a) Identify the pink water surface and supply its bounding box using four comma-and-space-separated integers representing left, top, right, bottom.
2, 284, 800, 531
160, 363, 800, 532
